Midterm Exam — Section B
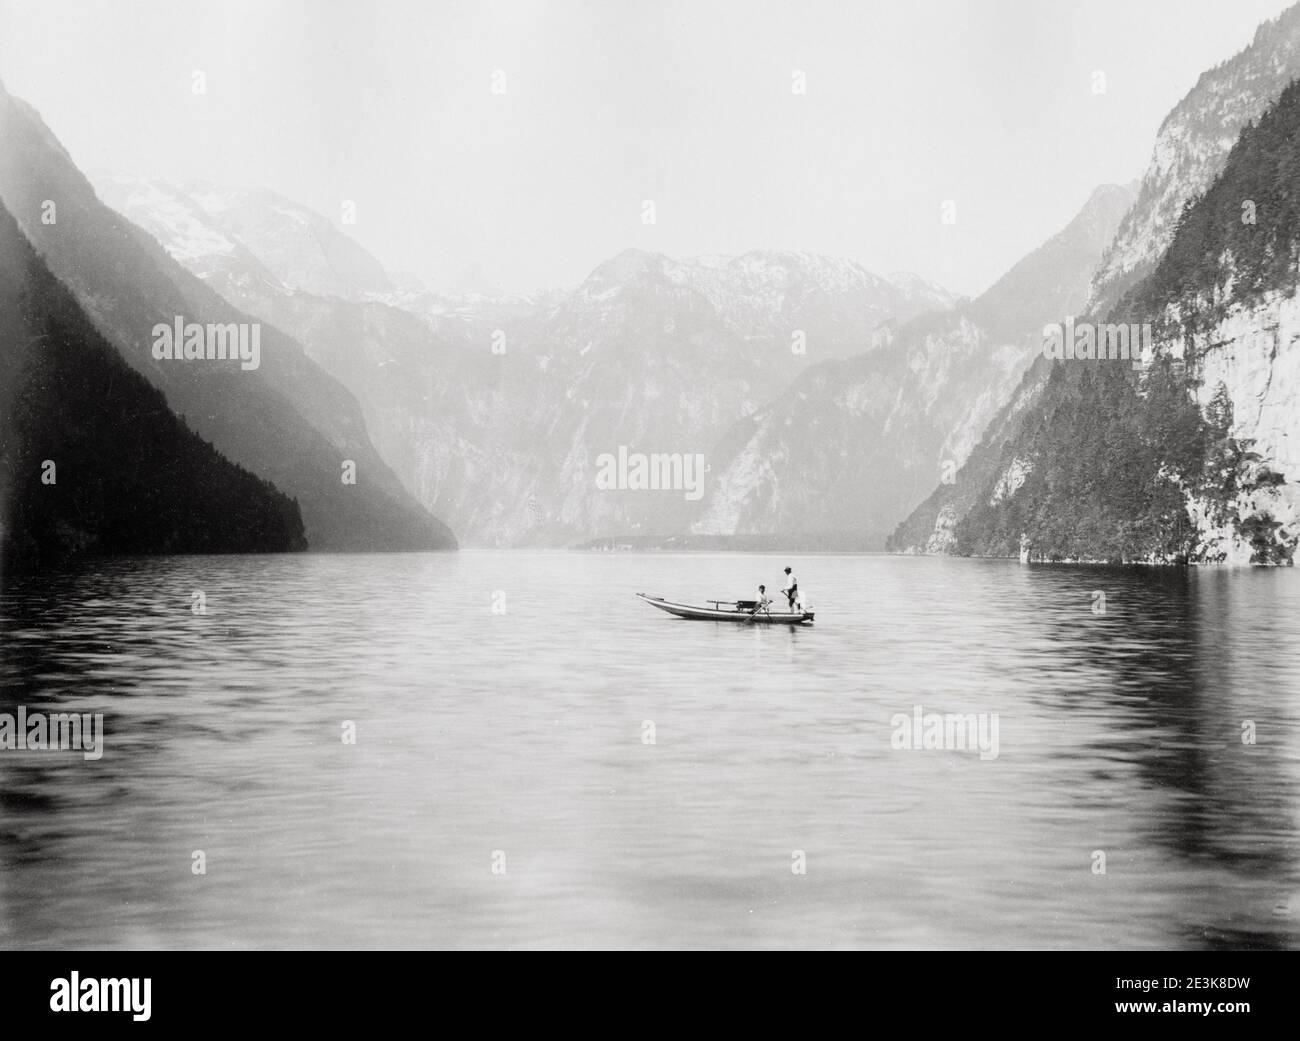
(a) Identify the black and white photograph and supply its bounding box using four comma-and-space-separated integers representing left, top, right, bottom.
0, 0, 1298, 988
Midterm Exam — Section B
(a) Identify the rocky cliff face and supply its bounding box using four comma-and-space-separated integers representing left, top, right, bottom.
1117, 76, 1300, 563
902, 73, 1300, 566
1179, 293, 1300, 562
893, 2, 1300, 559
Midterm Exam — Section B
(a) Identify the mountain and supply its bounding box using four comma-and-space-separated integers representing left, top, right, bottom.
920, 77, 1300, 565
660, 251, 957, 348
892, 3, 1300, 557
97, 175, 959, 343
0, 82, 454, 551
349, 247, 953, 546
89, 179, 959, 546
97, 177, 395, 300
1087, 4, 1300, 317
693, 183, 1135, 546
0, 198, 305, 572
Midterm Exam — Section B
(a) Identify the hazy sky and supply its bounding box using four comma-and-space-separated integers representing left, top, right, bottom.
0, 0, 1293, 296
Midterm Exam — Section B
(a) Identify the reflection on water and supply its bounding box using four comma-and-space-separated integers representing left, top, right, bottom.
0, 552, 1298, 949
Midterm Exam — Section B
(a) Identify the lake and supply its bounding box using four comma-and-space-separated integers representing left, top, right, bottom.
1, 551, 1298, 949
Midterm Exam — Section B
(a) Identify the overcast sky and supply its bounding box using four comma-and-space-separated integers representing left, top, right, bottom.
0, 0, 1293, 296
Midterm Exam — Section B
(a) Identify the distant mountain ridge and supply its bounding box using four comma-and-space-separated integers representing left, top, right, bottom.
97, 175, 958, 350
96, 178, 961, 547
694, 182, 1136, 546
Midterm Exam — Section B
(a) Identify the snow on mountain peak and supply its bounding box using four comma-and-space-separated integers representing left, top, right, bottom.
97, 175, 240, 265
95, 176, 395, 299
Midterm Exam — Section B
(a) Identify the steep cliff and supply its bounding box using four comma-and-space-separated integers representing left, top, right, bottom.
893, 3, 1300, 557
915, 77, 1300, 565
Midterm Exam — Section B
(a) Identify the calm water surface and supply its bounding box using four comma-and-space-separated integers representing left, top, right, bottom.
1, 551, 1298, 949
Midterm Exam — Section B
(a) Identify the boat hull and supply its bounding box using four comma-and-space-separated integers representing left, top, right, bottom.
636, 593, 814, 624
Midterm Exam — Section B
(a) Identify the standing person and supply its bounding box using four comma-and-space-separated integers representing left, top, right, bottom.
781, 567, 799, 611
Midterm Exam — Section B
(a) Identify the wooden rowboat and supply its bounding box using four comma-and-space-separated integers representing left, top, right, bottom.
636, 592, 814, 624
